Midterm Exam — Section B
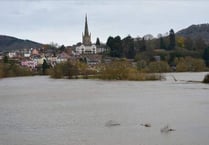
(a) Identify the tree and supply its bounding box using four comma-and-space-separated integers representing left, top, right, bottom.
59, 45, 66, 52
42, 59, 49, 75
140, 37, 146, 52
160, 36, 166, 50
106, 36, 114, 48
176, 36, 185, 48
168, 29, 176, 50
203, 47, 209, 66
3, 55, 8, 63
148, 61, 170, 73
203, 73, 209, 83
96, 37, 100, 46
106, 36, 123, 57
175, 57, 205, 72
99, 60, 132, 80
122, 36, 135, 59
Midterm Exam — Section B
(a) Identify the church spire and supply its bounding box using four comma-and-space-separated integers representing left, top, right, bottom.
83, 14, 91, 46
84, 14, 89, 36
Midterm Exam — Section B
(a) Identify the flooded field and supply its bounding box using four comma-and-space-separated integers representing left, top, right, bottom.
0, 72, 209, 145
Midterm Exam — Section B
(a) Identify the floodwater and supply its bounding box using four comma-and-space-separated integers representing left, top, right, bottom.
0, 72, 209, 145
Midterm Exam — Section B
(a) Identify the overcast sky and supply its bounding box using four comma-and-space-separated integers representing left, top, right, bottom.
0, 0, 209, 46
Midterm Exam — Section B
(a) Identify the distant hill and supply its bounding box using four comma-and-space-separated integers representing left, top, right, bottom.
176, 24, 209, 44
0, 35, 43, 52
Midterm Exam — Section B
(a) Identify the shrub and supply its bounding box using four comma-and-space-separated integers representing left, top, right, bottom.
0, 63, 33, 78
136, 60, 147, 71
203, 74, 209, 83
0, 63, 4, 78
147, 61, 170, 73
99, 60, 163, 81
175, 57, 206, 72
49, 64, 65, 79
49, 61, 79, 79
99, 60, 131, 80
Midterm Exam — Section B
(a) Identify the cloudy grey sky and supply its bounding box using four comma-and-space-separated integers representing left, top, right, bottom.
0, 0, 209, 46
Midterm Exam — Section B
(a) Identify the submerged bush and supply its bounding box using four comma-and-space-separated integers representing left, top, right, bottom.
0, 63, 33, 78
99, 60, 131, 80
175, 57, 206, 72
99, 60, 162, 81
49, 60, 163, 81
147, 61, 170, 73
49, 61, 95, 79
136, 60, 147, 71
203, 74, 209, 83
49, 61, 79, 79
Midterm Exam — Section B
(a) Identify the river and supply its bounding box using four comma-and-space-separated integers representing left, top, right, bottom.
0, 72, 209, 145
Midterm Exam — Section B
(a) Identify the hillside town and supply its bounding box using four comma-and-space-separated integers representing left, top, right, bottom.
0, 15, 107, 71
1, 15, 209, 81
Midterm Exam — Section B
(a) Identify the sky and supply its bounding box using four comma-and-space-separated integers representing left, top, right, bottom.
0, 0, 209, 46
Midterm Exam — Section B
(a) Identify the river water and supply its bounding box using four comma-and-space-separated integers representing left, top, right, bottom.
0, 72, 209, 145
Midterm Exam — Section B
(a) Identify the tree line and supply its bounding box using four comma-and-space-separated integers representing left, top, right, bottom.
106, 29, 209, 67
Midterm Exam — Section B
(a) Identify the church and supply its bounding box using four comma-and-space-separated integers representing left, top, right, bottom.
76, 15, 97, 54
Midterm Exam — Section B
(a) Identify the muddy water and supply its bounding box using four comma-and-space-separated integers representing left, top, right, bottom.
0, 72, 209, 145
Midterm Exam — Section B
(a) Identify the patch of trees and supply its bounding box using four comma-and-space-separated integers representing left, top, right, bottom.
106, 35, 147, 59
0, 60, 33, 78
105, 28, 209, 68
49, 61, 96, 79
99, 60, 162, 80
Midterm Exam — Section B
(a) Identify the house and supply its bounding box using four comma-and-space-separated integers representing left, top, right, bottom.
8, 52, 17, 58
76, 45, 96, 55
31, 48, 39, 55
21, 60, 37, 69
22, 48, 31, 58
56, 52, 70, 63
31, 55, 46, 65
75, 15, 97, 55
81, 54, 102, 65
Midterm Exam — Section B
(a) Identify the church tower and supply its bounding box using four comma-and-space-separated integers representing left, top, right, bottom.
82, 15, 92, 46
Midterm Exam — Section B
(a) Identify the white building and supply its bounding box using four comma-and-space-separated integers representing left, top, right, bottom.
76, 45, 96, 54
76, 15, 97, 55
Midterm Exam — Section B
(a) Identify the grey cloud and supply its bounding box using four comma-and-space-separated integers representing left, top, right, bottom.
0, 0, 209, 45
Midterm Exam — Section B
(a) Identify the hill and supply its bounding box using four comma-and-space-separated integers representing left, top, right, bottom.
0, 35, 43, 52
176, 24, 209, 44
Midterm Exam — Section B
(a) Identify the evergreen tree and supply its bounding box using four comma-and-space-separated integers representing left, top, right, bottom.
140, 37, 146, 52
106, 36, 122, 57
42, 59, 49, 75
168, 29, 176, 50
96, 37, 100, 46
122, 36, 135, 59
59, 45, 66, 52
113, 36, 123, 57
203, 47, 209, 67
160, 36, 166, 50
106, 36, 114, 48
3, 55, 8, 63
